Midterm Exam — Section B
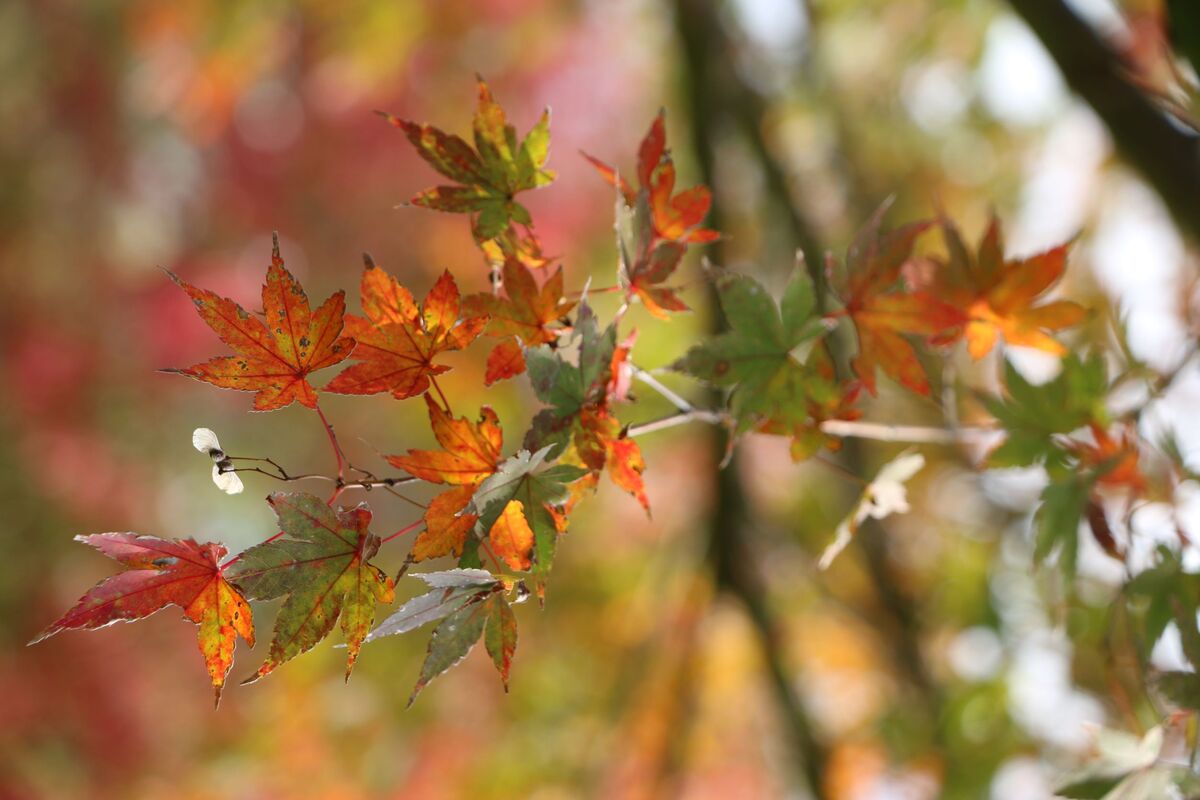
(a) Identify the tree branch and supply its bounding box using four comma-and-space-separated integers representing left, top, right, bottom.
676, 1, 828, 794
1006, 0, 1200, 243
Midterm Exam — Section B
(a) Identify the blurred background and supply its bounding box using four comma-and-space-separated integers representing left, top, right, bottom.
2, 0, 1198, 797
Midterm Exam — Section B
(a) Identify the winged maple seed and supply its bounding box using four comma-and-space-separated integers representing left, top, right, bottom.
164, 234, 354, 411
461, 257, 577, 384
930, 216, 1087, 359
381, 77, 555, 243
324, 258, 487, 399
32, 534, 254, 706
827, 205, 965, 396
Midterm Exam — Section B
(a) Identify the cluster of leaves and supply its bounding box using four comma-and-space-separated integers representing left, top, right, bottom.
52, 80, 1198, 776
33, 81, 713, 704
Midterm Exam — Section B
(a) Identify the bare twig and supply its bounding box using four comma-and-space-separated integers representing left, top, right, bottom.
819, 419, 996, 445
633, 365, 696, 413
627, 409, 725, 438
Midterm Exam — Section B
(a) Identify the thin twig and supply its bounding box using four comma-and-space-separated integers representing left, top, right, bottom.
227, 465, 418, 492
633, 366, 695, 413
227, 466, 332, 483
380, 519, 423, 545
819, 419, 996, 444
627, 409, 725, 438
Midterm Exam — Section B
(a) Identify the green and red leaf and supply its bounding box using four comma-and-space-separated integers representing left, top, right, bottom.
33, 534, 254, 706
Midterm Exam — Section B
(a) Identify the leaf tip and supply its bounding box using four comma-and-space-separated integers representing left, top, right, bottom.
271, 231, 281, 260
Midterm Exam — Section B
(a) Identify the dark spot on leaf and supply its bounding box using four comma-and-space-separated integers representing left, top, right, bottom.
714, 360, 730, 377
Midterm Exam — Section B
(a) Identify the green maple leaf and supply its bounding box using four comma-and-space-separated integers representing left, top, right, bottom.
383, 77, 555, 242
984, 353, 1108, 469
1128, 547, 1200, 670
367, 569, 500, 642
225, 492, 395, 682
408, 590, 518, 706
1032, 473, 1093, 580
677, 268, 834, 433
466, 447, 587, 574
523, 301, 617, 454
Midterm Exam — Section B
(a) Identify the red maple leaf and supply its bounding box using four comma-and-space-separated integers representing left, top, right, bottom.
827, 207, 965, 395
33, 534, 254, 706
583, 111, 719, 245
324, 259, 487, 399
165, 235, 354, 411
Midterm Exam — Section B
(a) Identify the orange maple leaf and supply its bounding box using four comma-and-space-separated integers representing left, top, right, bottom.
462, 257, 576, 383
489, 500, 536, 571
584, 112, 718, 245
934, 216, 1086, 359
386, 395, 504, 561
1073, 423, 1147, 495
165, 235, 354, 411
324, 260, 487, 400
828, 208, 965, 396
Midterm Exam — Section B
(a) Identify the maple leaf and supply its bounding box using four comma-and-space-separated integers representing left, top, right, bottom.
484, 339, 526, 385
678, 268, 847, 458
489, 500, 537, 571
1071, 423, 1147, 495
410, 590, 516, 705
462, 257, 576, 382
164, 235, 354, 411
583, 111, 718, 245
615, 188, 692, 319
934, 216, 1087, 359
383, 77, 555, 242
363, 569, 518, 704
523, 302, 651, 510
754, 345, 864, 462
367, 568, 500, 641
585, 112, 717, 318
224, 493, 395, 682
468, 447, 588, 574
479, 226, 552, 271
826, 205, 965, 395
983, 353, 1108, 469
324, 260, 487, 399
32, 534, 254, 706
386, 394, 504, 562
412, 485, 478, 562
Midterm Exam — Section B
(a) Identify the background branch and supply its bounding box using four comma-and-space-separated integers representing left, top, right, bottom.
1007, 0, 1200, 243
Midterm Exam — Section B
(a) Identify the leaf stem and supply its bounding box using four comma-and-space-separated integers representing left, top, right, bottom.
381, 519, 423, 545
429, 376, 453, 415
314, 401, 346, 504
